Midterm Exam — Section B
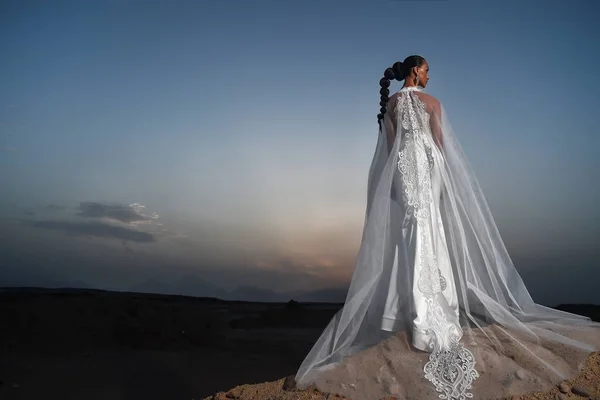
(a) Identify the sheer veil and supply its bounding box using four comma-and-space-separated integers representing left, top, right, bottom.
294, 86, 600, 400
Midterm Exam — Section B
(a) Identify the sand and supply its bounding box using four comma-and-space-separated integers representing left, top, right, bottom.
204, 351, 600, 400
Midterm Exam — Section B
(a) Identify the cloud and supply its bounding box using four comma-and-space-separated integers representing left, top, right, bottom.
3, 146, 16, 153
17, 201, 166, 246
29, 220, 155, 242
76, 202, 157, 223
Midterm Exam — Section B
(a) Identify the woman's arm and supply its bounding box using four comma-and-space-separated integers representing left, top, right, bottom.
430, 101, 443, 150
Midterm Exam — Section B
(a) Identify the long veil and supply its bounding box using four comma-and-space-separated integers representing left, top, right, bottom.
294, 87, 600, 400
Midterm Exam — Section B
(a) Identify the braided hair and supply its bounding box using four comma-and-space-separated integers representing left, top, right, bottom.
377, 55, 426, 126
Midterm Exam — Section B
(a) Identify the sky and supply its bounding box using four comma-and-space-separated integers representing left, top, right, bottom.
1, 0, 599, 306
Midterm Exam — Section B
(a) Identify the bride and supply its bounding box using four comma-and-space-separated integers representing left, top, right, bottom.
294, 55, 600, 400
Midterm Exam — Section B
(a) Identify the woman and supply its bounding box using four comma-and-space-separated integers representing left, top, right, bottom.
294, 55, 600, 400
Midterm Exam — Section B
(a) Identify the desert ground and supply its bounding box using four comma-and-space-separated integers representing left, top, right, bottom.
0, 288, 598, 400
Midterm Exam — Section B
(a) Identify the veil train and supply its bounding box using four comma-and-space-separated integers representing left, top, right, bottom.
294, 86, 600, 400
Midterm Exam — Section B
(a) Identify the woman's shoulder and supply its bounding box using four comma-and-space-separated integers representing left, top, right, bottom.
416, 91, 441, 106
415, 91, 441, 115
389, 91, 402, 103
386, 91, 401, 113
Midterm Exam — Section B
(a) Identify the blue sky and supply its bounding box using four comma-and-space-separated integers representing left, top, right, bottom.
1, 0, 599, 305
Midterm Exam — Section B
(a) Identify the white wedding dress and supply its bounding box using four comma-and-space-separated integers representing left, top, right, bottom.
382, 94, 461, 352
295, 86, 600, 400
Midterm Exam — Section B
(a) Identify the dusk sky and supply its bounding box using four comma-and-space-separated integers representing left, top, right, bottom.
1, 0, 599, 305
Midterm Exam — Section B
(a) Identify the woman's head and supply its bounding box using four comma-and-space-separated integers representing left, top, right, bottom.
377, 55, 429, 124
392, 56, 428, 87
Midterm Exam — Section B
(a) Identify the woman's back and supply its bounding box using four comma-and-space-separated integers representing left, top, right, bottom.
385, 88, 443, 150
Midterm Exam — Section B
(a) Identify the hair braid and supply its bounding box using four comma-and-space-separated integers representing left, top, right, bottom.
377, 69, 393, 126
377, 56, 426, 126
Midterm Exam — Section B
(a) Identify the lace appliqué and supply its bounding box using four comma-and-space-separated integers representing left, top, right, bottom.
396, 92, 479, 399
397, 95, 434, 224
423, 299, 479, 399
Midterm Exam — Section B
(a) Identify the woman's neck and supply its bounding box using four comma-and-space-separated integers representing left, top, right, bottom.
402, 77, 419, 89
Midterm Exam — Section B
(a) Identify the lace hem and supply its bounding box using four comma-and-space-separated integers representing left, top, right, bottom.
396, 91, 479, 399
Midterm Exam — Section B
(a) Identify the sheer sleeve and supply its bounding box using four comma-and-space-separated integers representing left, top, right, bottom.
384, 94, 399, 153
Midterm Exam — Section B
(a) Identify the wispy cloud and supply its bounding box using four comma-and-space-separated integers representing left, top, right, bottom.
29, 220, 156, 242
76, 202, 156, 224
17, 201, 164, 245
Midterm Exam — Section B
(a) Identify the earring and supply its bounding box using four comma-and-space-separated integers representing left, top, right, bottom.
415, 74, 420, 86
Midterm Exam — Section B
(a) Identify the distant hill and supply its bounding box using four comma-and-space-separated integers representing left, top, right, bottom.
291, 287, 348, 303
6, 281, 599, 320
131, 274, 228, 299
129, 275, 348, 303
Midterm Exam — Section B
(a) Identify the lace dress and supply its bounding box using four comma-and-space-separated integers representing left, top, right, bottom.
382, 86, 478, 397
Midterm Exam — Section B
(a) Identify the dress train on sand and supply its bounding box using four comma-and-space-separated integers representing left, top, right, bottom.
294, 86, 600, 400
